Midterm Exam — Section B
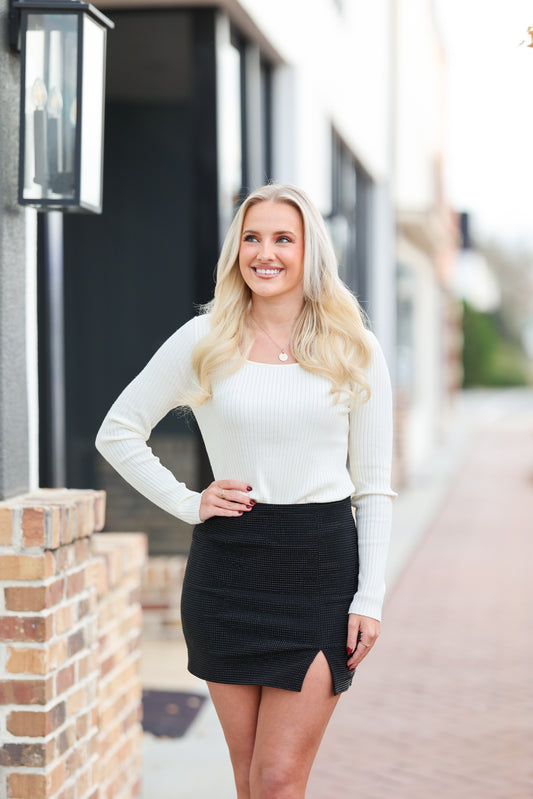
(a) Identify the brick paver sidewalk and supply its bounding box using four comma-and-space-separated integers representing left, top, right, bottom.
308, 411, 533, 798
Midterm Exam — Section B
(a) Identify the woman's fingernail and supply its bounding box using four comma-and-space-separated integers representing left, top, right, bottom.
247, 486, 253, 491
249, 500, 256, 505
246, 505, 253, 510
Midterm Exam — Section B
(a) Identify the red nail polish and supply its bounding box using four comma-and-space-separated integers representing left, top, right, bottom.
246, 505, 253, 510
249, 500, 256, 505
247, 486, 253, 491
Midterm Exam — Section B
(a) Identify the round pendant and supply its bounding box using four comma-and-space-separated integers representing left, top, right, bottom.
278, 351, 288, 362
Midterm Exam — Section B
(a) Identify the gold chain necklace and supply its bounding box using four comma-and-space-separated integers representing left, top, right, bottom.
251, 314, 293, 362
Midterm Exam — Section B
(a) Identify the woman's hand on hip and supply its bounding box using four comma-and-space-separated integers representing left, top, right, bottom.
199, 480, 255, 521
346, 613, 380, 670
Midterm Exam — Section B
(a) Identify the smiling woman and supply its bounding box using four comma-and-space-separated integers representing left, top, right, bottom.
95, 182, 396, 799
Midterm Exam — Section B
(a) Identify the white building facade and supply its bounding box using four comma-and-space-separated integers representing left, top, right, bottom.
392, 0, 460, 479
1, 0, 459, 542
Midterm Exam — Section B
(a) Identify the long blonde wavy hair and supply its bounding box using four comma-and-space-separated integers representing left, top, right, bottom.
190, 183, 371, 406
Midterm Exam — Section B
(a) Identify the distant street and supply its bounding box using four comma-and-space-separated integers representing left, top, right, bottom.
308, 388, 533, 798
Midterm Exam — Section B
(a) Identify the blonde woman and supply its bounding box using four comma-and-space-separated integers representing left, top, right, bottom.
96, 183, 396, 799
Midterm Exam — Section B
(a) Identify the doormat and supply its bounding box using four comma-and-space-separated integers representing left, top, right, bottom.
142, 690, 207, 738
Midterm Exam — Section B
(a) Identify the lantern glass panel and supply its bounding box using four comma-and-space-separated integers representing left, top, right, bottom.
79, 15, 106, 210
22, 13, 78, 203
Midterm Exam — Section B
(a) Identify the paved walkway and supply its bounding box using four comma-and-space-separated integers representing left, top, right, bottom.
141, 389, 533, 798
308, 392, 533, 799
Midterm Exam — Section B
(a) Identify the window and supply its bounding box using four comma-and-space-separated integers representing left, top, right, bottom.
217, 19, 273, 236
396, 263, 416, 395
331, 130, 370, 305
260, 56, 273, 182
218, 28, 244, 235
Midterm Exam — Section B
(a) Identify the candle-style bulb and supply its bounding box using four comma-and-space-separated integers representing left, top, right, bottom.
47, 87, 63, 118
32, 78, 48, 111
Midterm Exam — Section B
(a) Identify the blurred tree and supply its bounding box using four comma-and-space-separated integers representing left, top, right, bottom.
462, 301, 532, 387
477, 240, 533, 342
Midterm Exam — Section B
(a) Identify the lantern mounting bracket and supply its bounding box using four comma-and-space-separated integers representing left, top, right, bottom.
9, 0, 22, 50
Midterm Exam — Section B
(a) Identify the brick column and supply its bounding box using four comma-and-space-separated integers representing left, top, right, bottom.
0, 489, 146, 799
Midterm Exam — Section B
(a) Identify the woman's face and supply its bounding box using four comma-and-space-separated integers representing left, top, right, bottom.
238, 201, 305, 305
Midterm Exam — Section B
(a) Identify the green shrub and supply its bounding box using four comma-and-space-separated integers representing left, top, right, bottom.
461, 301, 532, 387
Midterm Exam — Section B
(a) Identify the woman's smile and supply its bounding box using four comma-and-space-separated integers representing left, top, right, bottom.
251, 266, 283, 277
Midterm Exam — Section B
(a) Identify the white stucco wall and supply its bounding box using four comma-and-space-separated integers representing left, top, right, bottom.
0, 12, 39, 497
236, 0, 393, 197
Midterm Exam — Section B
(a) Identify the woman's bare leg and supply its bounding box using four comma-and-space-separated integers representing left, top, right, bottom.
250, 652, 339, 799
207, 682, 262, 799
208, 652, 340, 799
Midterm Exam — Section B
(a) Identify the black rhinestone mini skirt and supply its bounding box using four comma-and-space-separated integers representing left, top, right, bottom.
180, 497, 358, 695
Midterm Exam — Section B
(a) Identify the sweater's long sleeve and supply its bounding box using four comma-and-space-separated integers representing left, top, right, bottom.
95, 317, 205, 525
347, 333, 397, 621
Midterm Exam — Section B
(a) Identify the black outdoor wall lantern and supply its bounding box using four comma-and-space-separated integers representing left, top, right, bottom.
9, 0, 114, 213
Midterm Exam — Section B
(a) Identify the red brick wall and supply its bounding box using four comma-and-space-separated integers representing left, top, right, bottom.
0, 489, 146, 799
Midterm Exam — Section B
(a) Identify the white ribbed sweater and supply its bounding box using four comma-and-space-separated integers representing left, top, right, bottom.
95, 314, 396, 621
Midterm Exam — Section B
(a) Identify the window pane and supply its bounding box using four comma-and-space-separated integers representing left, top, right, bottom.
22, 13, 78, 202
331, 130, 370, 304
218, 36, 242, 235
260, 58, 272, 181
80, 15, 106, 209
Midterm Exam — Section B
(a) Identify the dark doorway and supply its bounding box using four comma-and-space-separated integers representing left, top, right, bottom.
40, 9, 219, 553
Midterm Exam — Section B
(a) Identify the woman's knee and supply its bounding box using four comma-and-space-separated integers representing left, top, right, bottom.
250, 757, 304, 799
